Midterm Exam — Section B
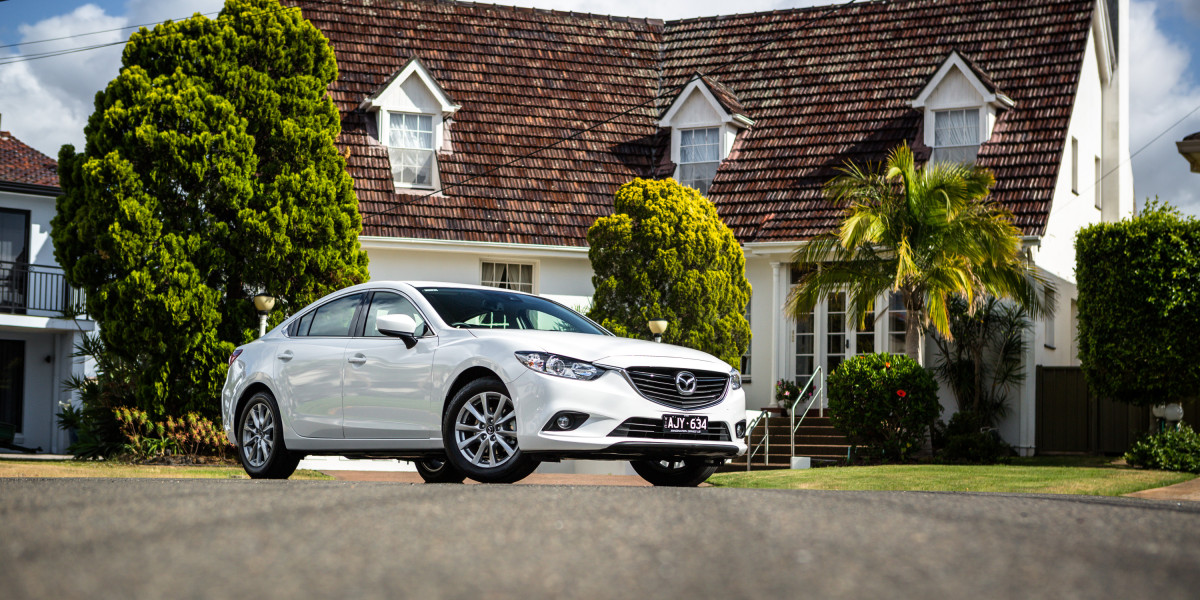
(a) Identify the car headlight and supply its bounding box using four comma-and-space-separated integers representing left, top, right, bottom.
730, 369, 742, 390
514, 352, 605, 381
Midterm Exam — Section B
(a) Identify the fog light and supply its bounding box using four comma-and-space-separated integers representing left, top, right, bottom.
543, 411, 589, 432
735, 420, 747, 438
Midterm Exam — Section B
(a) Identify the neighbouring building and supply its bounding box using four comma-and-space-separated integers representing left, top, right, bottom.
0, 124, 93, 454
289, 0, 1133, 456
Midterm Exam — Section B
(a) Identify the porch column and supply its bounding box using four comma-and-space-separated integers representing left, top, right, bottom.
1018, 312, 1038, 456
769, 262, 784, 395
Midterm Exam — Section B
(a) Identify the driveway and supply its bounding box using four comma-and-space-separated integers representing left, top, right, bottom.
2, 478, 1198, 599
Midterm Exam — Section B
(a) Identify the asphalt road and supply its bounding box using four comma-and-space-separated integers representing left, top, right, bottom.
2, 478, 1199, 599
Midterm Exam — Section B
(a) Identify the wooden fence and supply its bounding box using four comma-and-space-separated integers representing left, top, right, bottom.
1035, 366, 1198, 454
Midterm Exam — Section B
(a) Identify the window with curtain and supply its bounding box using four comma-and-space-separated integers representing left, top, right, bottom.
932, 109, 980, 164
481, 262, 534, 293
678, 127, 720, 194
386, 112, 435, 187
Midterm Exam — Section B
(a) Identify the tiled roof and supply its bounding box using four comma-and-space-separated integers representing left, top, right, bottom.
291, 0, 1094, 245
698, 74, 750, 121
0, 131, 59, 190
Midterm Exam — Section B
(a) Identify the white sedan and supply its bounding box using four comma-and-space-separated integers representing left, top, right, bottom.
221, 282, 747, 486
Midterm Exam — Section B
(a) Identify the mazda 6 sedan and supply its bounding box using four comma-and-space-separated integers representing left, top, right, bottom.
221, 282, 747, 486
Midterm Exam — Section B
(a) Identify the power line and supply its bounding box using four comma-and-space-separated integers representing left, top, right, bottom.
0, 5, 296, 66
1049, 98, 1200, 217
363, 0, 863, 224
0, 11, 221, 51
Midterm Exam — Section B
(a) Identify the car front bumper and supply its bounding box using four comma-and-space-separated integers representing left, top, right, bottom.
508, 367, 747, 460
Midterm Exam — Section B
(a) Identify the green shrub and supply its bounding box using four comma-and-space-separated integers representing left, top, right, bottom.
1076, 201, 1200, 406
1124, 424, 1200, 474
934, 411, 1015, 464
587, 178, 751, 367
827, 353, 941, 461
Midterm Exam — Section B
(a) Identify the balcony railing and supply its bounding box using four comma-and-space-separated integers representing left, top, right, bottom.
0, 261, 86, 318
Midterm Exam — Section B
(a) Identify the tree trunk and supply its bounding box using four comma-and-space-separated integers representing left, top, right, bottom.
903, 290, 923, 365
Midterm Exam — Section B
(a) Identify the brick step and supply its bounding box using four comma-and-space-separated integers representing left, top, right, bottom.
747, 425, 847, 438
745, 435, 849, 448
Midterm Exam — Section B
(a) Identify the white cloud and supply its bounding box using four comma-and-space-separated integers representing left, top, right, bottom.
1129, 1, 1200, 214
0, 0, 223, 158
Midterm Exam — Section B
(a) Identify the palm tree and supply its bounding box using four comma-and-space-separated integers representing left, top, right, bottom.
786, 143, 1055, 363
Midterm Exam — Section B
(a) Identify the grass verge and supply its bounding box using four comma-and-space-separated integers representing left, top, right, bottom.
0, 459, 333, 480
708, 457, 1194, 496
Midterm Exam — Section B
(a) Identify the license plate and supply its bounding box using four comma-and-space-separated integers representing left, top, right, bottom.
663, 414, 708, 434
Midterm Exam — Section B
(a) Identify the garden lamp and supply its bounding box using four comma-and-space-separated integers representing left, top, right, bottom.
253, 294, 276, 338
648, 319, 668, 343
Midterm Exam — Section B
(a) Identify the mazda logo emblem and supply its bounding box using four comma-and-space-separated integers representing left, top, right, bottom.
675, 371, 697, 396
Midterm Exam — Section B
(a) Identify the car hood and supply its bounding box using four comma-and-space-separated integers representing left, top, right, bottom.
466, 329, 733, 372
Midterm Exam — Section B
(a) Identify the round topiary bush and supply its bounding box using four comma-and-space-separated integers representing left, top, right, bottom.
827, 353, 941, 461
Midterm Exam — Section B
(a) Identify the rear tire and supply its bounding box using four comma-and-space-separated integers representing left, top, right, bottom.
237, 391, 301, 479
415, 457, 467, 483
630, 459, 718, 487
442, 377, 539, 484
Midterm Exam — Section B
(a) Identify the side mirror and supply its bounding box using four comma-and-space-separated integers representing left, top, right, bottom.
377, 314, 419, 349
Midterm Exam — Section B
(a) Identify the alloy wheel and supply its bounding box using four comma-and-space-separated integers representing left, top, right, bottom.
241, 401, 274, 468
453, 391, 518, 468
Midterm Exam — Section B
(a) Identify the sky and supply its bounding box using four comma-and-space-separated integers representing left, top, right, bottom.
1, 0, 1199, 215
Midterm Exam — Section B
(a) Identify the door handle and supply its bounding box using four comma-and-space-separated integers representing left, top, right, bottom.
347, 354, 367, 365
277, 350, 294, 361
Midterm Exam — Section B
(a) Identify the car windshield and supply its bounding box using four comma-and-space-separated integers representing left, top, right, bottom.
416, 287, 608, 335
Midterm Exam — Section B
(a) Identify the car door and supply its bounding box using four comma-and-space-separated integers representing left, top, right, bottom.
341, 290, 439, 439
274, 292, 366, 438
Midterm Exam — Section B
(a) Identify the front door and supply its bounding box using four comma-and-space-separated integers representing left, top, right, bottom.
789, 291, 898, 409
341, 291, 438, 439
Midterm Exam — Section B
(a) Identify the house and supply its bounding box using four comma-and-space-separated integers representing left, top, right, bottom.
0, 123, 93, 454
288, 0, 1132, 456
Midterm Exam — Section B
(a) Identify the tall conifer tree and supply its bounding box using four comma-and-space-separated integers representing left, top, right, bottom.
54, 0, 368, 416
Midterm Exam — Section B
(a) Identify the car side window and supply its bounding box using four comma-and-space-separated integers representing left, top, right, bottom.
306, 293, 364, 337
364, 292, 428, 337
291, 310, 315, 337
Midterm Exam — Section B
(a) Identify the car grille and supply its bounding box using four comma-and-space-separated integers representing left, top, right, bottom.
608, 418, 732, 442
624, 367, 728, 410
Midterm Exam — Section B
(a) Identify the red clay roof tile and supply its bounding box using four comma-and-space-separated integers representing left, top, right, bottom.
0, 131, 59, 189
289, 0, 1094, 245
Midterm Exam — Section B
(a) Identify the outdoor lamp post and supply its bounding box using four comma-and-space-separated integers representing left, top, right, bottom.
253, 294, 276, 338
648, 319, 668, 343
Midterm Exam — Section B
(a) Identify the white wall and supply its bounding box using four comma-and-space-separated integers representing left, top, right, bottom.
363, 242, 595, 309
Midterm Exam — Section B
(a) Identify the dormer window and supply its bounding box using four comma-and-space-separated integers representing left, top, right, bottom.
360, 57, 461, 192
386, 113, 435, 187
659, 74, 753, 195
679, 127, 720, 194
912, 51, 1013, 165
933, 108, 980, 164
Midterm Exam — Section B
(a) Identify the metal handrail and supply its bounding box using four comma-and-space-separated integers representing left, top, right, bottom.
743, 409, 771, 472
789, 367, 824, 459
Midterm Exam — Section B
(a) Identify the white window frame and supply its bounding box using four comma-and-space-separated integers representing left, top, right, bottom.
383, 111, 437, 189
678, 127, 721, 194
931, 108, 982, 164
1071, 137, 1079, 195
480, 260, 537, 294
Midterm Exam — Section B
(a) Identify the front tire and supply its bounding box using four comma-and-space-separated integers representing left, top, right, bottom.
238, 391, 301, 479
631, 459, 718, 487
442, 377, 539, 484
415, 457, 467, 483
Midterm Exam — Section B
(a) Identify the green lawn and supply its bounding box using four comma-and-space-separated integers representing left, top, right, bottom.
0, 459, 333, 480
709, 457, 1195, 497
